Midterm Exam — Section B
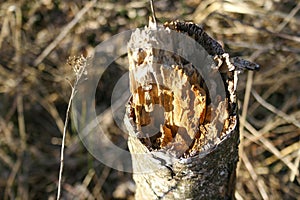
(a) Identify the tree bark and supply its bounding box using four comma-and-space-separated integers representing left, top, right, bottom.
124, 19, 254, 200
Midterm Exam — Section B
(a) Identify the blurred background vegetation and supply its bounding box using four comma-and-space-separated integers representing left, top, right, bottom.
0, 0, 299, 199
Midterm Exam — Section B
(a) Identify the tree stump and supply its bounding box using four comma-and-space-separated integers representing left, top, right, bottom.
124, 19, 256, 200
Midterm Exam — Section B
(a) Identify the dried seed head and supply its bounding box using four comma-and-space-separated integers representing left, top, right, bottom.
67, 55, 88, 78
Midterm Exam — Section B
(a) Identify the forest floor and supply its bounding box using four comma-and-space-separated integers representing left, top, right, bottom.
0, 0, 299, 199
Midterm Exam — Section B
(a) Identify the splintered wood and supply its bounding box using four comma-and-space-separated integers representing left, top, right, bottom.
127, 20, 234, 158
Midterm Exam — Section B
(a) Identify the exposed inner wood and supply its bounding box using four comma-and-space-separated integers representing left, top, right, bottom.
127, 22, 232, 158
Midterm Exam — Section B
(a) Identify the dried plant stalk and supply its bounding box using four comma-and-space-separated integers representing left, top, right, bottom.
125, 19, 254, 199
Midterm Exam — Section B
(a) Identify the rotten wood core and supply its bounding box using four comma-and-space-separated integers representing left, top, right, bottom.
126, 20, 238, 158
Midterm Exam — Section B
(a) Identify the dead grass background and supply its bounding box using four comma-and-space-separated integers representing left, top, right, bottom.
0, 0, 299, 199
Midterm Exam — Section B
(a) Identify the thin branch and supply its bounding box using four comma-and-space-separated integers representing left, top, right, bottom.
290, 148, 300, 181
244, 120, 299, 176
4, 157, 22, 200
33, 0, 96, 66
276, 1, 300, 32
150, 0, 157, 24
56, 85, 75, 200
241, 151, 269, 200
251, 89, 300, 129
238, 70, 253, 176
57, 56, 88, 200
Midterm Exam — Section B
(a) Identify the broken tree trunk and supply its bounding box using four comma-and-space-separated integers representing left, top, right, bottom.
124, 19, 256, 200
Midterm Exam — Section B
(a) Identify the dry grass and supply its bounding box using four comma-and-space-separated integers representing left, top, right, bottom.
0, 0, 299, 199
